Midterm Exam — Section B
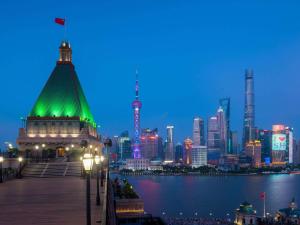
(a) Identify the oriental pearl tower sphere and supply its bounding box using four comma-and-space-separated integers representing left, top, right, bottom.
132, 70, 142, 159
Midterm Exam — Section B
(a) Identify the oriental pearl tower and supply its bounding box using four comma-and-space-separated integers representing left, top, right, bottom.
132, 70, 142, 159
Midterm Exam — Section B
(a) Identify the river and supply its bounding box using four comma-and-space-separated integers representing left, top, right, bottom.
116, 174, 300, 219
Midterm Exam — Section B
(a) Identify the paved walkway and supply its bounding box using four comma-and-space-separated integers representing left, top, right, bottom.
0, 177, 106, 225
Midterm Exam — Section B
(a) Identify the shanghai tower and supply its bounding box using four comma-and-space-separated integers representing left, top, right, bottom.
242, 69, 255, 149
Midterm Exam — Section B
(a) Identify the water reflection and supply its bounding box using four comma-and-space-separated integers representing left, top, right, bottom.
120, 174, 300, 218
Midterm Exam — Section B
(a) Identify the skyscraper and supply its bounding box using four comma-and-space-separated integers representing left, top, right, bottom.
193, 117, 205, 146
132, 71, 142, 159
183, 138, 193, 165
217, 106, 227, 154
118, 131, 132, 160
219, 98, 231, 153
165, 125, 174, 162
271, 124, 292, 165
175, 142, 184, 163
207, 116, 221, 165
140, 128, 160, 160
231, 131, 239, 154
243, 69, 255, 149
258, 129, 272, 163
207, 116, 220, 150
245, 140, 262, 168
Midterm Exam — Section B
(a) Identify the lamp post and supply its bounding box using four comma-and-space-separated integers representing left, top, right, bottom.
100, 155, 105, 187
95, 155, 101, 206
82, 153, 93, 225
80, 156, 83, 177
103, 138, 112, 180
18, 156, 23, 179
41, 144, 46, 162
0, 156, 4, 183
35, 145, 39, 162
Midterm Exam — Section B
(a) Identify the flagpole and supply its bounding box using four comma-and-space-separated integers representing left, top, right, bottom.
263, 192, 266, 218
64, 17, 67, 40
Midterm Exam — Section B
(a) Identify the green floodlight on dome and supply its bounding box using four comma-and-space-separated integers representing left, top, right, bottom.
29, 45, 96, 126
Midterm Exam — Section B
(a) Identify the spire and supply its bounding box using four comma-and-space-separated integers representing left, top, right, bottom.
58, 41, 72, 63
135, 69, 139, 100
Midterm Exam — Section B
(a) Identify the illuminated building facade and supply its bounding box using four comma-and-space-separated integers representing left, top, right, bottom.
175, 142, 183, 163
235, 202, 257, 225
219, 98, 232, 154
207, 116, 220, 149
118, 131, 132, 161
275, 198, 300, 224
183, 138, 193, 165
193, 117, 205, 146
207, 116, 221, 165
217, 106, 227, 154
125, 158, 149, 171
140, 128, 159, 160
271, 125, 294, 165
17, 41, 100, 157
191, 146, 207, 168
245, 140, 262, 168
132, 71, 142, 159
164, 125, 174, 162
295, 141, 300, 165
110, 135, 119, 162
257, 129, 272, 164
219, 154, 239, 171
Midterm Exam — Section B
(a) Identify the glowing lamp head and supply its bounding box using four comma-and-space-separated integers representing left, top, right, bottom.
42, 144, 46, 148
35, 145, 39, 150
100, 155, 105, 162
66, 147, 69, 151
0, 156, 4, 163
82, 153, 94, 172
18, 156, 23, 162
94, 155, 100, 165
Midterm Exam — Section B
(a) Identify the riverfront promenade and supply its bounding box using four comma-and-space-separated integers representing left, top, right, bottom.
0, 177, 106, 225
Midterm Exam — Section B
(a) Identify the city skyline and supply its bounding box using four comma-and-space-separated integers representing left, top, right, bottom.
2, 1, 300, 149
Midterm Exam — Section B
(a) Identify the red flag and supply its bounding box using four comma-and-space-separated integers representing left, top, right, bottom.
260, 192, 266, 200
55, 18, 65, 25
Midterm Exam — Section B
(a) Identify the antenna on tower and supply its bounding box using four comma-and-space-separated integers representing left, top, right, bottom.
135, 69, 139, 100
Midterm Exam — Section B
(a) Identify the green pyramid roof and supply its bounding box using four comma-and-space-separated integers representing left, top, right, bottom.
30, 48, 95, 126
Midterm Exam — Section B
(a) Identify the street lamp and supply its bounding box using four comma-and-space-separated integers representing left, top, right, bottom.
103, 138, 112, 180
100, 156, 105, 187
95, 155, 101, 206
18, 156, 23, 179
82, 153, 93, 225
80, 156, 83, 177
35, 145, 39, 162
41, 144, 46, 161
0, 156, 4, 183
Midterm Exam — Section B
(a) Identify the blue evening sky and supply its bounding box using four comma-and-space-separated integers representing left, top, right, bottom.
1, 0, 300, 149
